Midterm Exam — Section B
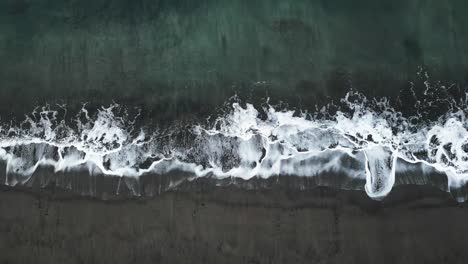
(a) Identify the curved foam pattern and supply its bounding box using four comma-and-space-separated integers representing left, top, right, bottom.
0, 90, 467, 200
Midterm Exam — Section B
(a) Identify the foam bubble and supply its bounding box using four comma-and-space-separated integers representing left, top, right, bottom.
0, 89, 467, 200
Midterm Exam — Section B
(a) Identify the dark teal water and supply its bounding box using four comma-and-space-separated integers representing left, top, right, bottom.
1, 0, 468, 120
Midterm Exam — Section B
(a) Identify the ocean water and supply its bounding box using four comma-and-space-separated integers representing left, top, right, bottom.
2, 0, 468, 201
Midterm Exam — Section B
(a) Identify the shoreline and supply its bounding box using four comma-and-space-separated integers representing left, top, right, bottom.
0, 177, 458, 206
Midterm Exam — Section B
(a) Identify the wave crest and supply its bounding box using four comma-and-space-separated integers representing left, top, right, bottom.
1, 85, 467, 200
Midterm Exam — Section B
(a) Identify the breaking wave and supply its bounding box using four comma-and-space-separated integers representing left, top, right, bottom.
1, 78, 468, 200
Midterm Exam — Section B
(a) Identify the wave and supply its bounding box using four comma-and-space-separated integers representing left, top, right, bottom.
1, 80, 467, 201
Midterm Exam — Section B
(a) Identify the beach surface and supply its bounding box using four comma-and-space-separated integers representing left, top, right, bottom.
0, 179, 467, 264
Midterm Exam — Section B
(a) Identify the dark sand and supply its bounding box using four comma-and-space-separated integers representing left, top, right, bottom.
0, 179, 467, 264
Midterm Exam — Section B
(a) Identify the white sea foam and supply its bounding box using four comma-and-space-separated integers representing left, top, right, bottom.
0, 90, 467, 200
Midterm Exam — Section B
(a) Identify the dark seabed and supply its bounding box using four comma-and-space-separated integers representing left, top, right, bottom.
1, 0, 468, 263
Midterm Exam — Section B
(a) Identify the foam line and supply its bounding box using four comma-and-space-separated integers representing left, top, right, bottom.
0, 90, 467, 200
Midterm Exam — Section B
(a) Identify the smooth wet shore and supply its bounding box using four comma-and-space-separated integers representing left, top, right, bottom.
0, 181, 467, 264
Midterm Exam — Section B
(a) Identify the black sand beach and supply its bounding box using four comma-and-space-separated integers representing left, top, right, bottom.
0, 178, 467, 264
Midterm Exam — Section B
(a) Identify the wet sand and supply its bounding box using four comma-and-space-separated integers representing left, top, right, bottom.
0, 179, 467, 264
